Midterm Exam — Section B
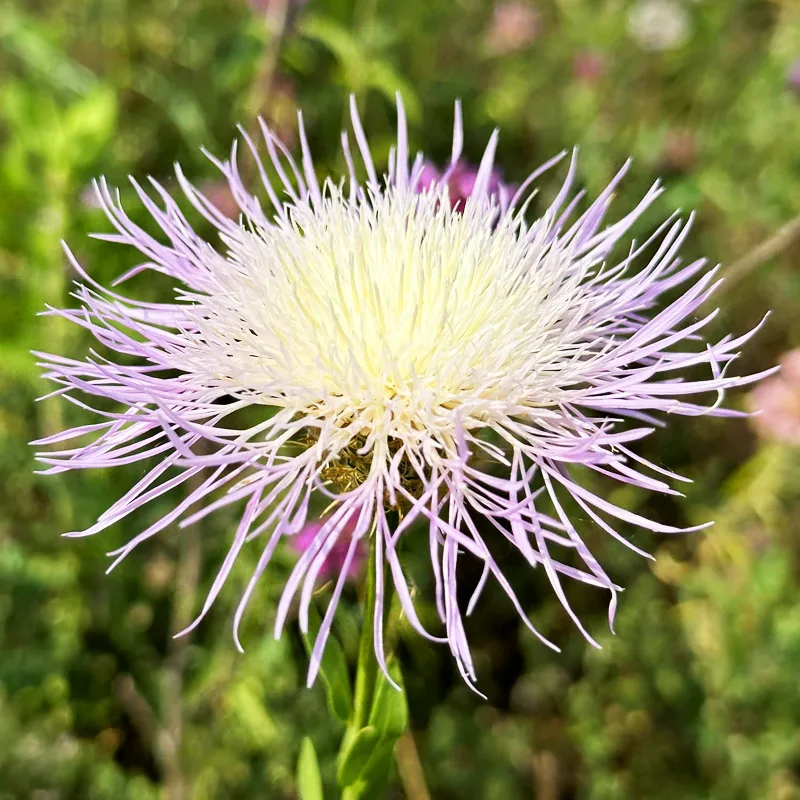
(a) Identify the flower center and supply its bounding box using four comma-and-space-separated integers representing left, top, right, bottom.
309, 430, 427, 506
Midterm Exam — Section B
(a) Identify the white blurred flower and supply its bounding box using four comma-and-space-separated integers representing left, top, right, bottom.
627, 0, 690, 52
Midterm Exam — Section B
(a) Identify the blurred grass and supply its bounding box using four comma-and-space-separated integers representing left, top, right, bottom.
2, 0, 800, 798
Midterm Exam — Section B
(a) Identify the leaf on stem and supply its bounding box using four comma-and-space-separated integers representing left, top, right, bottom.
302, 603, 353, 722
368, 654, 408, 741
297, 737, 325, 800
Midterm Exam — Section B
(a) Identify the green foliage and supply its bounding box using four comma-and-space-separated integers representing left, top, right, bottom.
297, 737, 325, 800
337, 726, 381, 789
302, 604, 353, 723
337, 656, 408, 797
367, 657, 408, 742
2, 0, 800, 798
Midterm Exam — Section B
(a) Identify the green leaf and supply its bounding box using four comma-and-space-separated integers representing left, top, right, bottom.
300, 15, 366, 93
297, 737, 324, 800
337, 725, 381, 788
225, 681, 279, 749
299, 13, 420, 120
62, 87, 117, 168
354, 741, 395, 797
363, 60, 421, 123
127, 67, 211, 148
368, 655, 408, 742
0, 7, 98, 95
336, 658, 408, 794
302, 604, 353, 722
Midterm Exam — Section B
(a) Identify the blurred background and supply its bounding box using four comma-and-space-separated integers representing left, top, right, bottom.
3, 0, 800, 797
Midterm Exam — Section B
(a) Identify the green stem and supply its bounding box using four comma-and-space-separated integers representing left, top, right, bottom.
340, 530, 401, 800
715, 213, 800, 297
351, 536, 379, 732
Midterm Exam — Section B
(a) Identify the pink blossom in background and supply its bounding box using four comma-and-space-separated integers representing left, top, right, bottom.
749, 350, 800, 444
418, 160, 513, 211
485, 1, 541, 55
291, 511, 368, 582
416, 162, 441, 192
572, 51, 606, 85
198, 180, 240, 220
787, 59, 800, 95
661, 129, 698, 172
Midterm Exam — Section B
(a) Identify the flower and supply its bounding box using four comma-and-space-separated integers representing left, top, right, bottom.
418, 159, 513, 212
485, 1, 541, 55
749, 350, 800, 444
196, 179, 240, 220
572, 51, 606, 85
36, 94, 771, 694
627, 0, 691, 52
787, 60, 800, 95
292, 509, 368, 582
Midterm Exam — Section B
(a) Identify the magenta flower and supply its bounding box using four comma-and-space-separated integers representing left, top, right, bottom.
36, 95, 771, 694
292, 510, 368, 582
418, 159, 513, 212
787, 59, 800, 95
572, 51, 606, 84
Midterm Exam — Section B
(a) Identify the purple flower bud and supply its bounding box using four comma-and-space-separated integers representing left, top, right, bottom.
417, 159, 513, 211
291, 510, 368, 582
416, 162, 441, 192
787, 59, 800, 94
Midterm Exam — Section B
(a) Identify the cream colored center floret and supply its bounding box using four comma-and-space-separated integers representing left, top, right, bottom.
187, 186, 602, 436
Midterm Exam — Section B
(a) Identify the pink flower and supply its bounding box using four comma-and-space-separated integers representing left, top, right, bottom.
418, 160, 513, 212
749, 350, 800, 444
572, 51, 606, 85
416, 163, 441, 192
291, 511, 367, 582
197, 180, 240, 220
485, 1, 541, 55
787, 59, 800, 95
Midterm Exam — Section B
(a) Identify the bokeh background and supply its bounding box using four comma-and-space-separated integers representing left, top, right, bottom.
3, 0, 800, 797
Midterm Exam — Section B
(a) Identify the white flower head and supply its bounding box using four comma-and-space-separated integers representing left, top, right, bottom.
36, 95, 771, 694
628, 0, 691, 52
